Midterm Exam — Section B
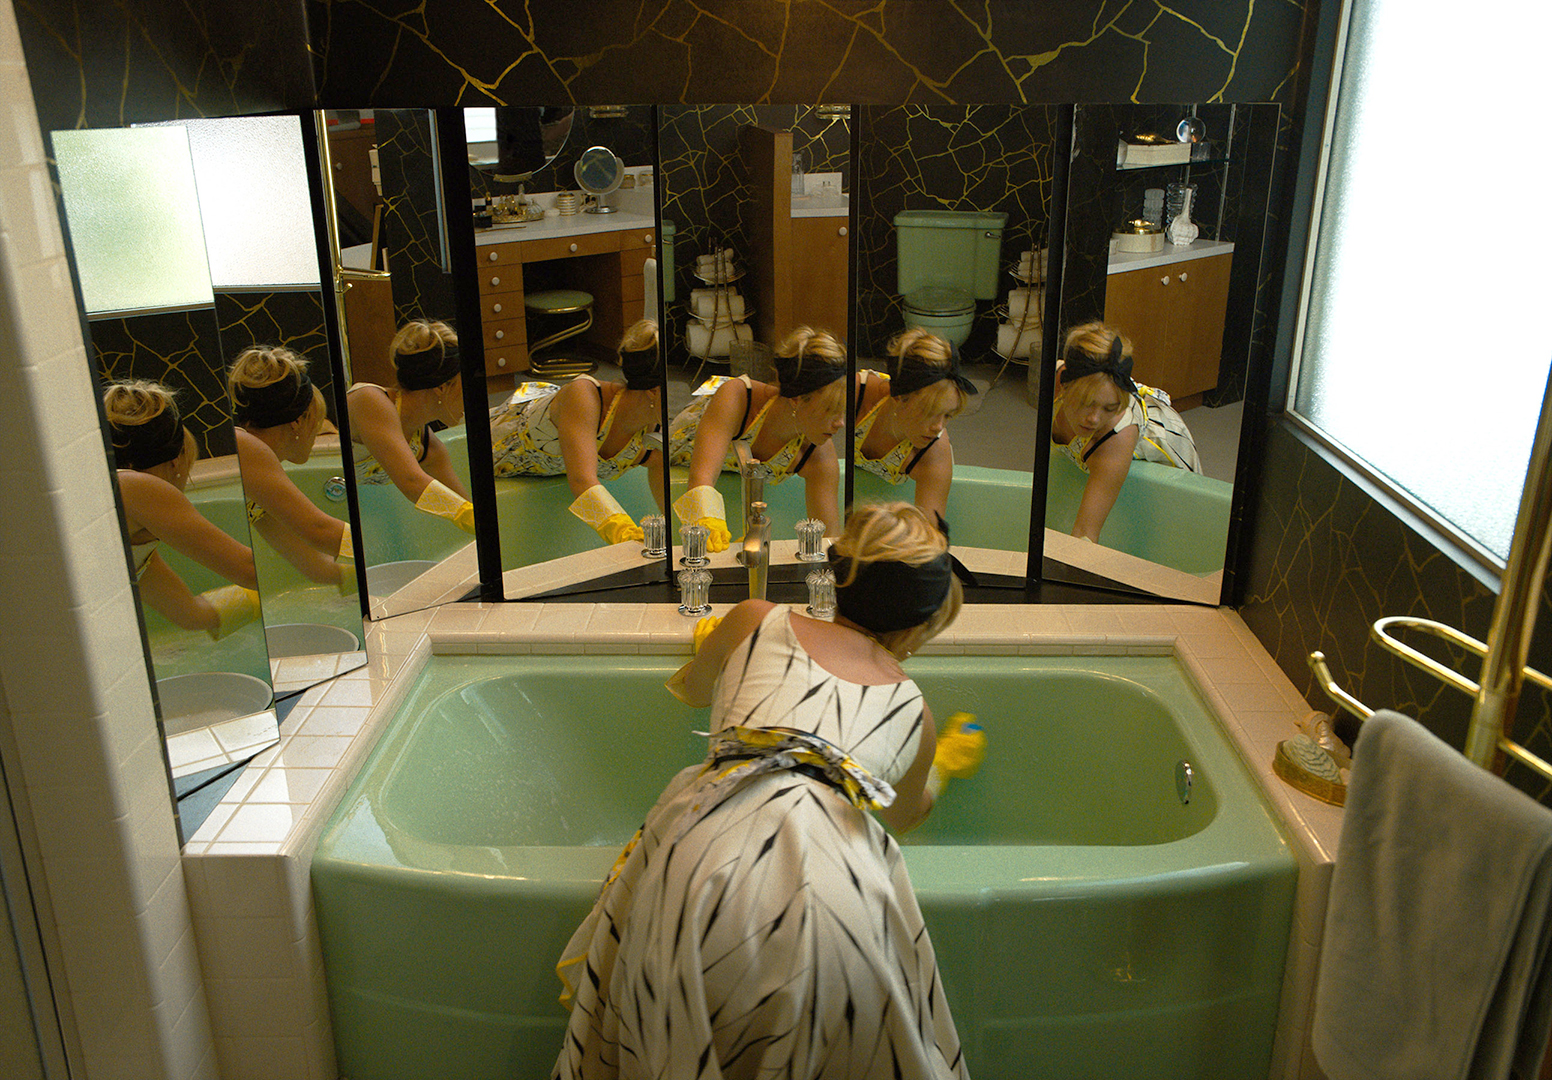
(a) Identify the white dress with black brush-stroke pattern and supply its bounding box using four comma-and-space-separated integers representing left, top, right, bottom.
552, 604, 969, 1080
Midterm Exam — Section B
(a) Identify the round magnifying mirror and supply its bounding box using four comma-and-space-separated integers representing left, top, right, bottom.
574, 145, 624, 214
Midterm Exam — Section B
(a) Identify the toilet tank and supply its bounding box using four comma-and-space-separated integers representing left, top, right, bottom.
895, 209, 1009, 301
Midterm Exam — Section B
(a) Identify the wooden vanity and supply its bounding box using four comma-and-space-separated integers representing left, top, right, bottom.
474, 213, 658, 379
1104, 238, 1233, 406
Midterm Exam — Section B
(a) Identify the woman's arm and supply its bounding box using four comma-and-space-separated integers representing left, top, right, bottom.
906, 436, 954, 521
797, 440, 842, 535
666, 599, 771, 707
644, 449, 666, 513
250, 513, 345, 586
685, 380, 752, 490
348, 386, 461, 502
134, 551, 219, 633
118, 471, 258, 590
235, 429, 347, 556
418, 431, 469, 500
877, 700, 938, 834
1071, 425, 1140, 542
551, 380, 605, 496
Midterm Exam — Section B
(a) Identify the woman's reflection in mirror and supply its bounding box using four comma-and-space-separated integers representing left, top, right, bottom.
105, 380, 261, 639
229, 346, 356, 595
345, 320, 474, 534
668, 326, 847, 551
1050, 322, 1201, 543
855, 330, 974, 521
489, 318, 667, 546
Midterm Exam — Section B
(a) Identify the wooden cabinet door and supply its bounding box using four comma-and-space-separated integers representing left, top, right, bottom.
789, 217, 849, 340
1173, 253, 1231, 398
1103, 266, 1174, 389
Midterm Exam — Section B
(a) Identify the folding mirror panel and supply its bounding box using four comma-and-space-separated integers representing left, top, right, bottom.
49, 116, 367, 791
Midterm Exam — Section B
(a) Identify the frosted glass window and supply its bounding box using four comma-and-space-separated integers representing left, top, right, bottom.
1293, 1, 1552, 565
151, 115, 320, 289
53, 127, 213, 315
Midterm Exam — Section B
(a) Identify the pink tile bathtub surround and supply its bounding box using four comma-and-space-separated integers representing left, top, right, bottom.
181, 601, 1345, 1080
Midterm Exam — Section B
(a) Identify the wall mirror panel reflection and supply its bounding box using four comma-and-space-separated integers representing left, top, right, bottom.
1040, 102, 1280, 603
656, 104, 853, 575
326, 106, 671, 612
50, 117, 370, 790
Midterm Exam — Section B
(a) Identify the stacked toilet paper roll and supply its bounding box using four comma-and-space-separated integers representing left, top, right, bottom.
690, 289, 747, 324
686, 321, 752, 358
687, 245, 753, 359
1015, 247, 1048, 283
695, 248, 737, 283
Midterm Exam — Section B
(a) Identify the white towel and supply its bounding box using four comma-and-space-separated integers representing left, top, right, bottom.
1313, 710, 1552, 1080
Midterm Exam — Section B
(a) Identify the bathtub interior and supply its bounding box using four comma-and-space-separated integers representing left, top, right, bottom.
312, 652, 1294, 1080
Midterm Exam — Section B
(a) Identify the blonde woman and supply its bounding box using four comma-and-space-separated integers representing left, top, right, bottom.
489, 319, 665, 545
345, 319, 474, 533
229, 345, 355, 592
104, 380, 260, 639
1052, 321, 1201, 542
555, 503, 969, 1079
854, 328, 975, 519
668, 326, 847, 551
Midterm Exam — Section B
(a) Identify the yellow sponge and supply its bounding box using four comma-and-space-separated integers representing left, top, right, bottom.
934, 712, 986, 778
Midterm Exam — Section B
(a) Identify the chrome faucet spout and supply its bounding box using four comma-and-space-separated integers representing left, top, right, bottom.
734, 442, 764, 536
741, 500, 770, 600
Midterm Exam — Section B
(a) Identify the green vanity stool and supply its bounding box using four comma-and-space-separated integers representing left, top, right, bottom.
524, 288, 595, 377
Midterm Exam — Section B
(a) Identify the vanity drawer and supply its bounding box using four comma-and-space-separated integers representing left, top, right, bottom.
478, 261, 525, 295
483, 315, 527, 351
619, 242, 654, 278
520, 229, 622, 263
479, 241, 523, 268
619, 272, 645, 304
482, 293, 523, 321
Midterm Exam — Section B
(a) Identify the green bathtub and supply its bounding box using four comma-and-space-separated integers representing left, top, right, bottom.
312, 653, 1295, 1080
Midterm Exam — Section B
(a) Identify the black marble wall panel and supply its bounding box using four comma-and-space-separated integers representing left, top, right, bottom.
854, 104, 1057, 368
14, 0, 312, 132
87, 308, 234, 459
1240, 422, 1552, 803
308, 0, 1305, 107
374, 110, 457, 329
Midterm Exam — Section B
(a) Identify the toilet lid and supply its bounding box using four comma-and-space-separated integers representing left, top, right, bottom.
903, 286, 974, 316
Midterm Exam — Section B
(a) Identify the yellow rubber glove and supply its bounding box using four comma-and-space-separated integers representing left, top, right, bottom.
570, 484, 645, 545
672, 485, 732, 553
692, 615, 723, 654
337, 563, 359, 597
336, 521, 354, 562
926, 712, 985, 798
202, 585, 261, 641
415, 479, 476, 534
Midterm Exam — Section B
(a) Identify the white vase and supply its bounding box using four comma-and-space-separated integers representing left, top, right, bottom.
1167, 187, 1199, 246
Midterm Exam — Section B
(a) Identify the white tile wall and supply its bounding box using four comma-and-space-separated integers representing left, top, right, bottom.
0, 1, 216, 1075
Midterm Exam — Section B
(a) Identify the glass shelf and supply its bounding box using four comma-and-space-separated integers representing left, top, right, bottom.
1117, 154, 1229, 172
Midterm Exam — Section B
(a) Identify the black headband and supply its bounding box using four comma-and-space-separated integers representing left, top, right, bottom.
1061, 333, 1136, 395
110, 406, 184, 471
830, 549, 954, 634
777, 355, 847, 399
619, 345, 662, 390
890, 343, 978, 398
232, 370, 314, 429
396, 339, 461, 391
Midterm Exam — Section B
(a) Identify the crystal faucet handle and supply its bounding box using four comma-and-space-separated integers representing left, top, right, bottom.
641, 515, 667, 558
806, 567, 837, 620
678, 568, 712, 616
795, 518, 827, 562
681, 524, 709, 567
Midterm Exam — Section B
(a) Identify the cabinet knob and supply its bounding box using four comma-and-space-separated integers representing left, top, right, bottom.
490, 275, 501, 287
838, 226, 848, 237
497, 356, 507, 368
492, 302, 502, 314
569, 242, 579, 253
488, 251, 499, 262
1178, 271, 1188, 281
1160, 275, 1171, 286
495, 329, 505, 340
643, 233, 653, 244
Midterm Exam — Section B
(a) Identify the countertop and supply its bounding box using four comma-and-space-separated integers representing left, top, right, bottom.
1108, 237, 1233, 274
474, 207, 657, 247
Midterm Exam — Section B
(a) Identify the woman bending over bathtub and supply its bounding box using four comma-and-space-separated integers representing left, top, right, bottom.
346, 319, 474, 534
489, 319, 666, 545
229, 345, 355, 593
668, 325, 847, 552
553, 501, 969, 1080
105, 380, 261, 640
1051, 321, 1201, 543
855, 327, 975, 521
